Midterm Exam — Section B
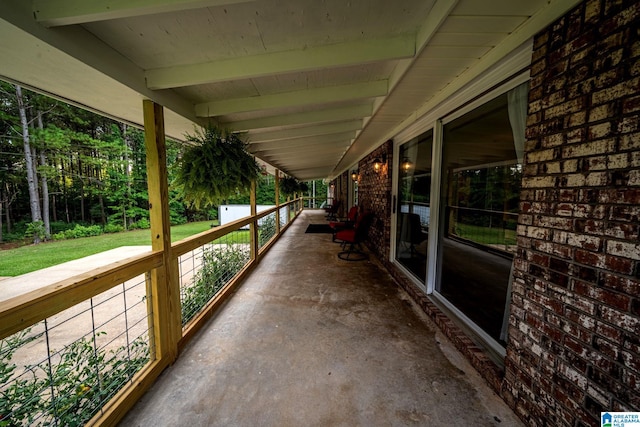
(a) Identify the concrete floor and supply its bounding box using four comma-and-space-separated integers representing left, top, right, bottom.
120, 210, 523, 427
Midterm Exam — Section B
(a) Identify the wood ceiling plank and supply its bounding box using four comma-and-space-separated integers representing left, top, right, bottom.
33, 0, 253, 27
247, 121, 362, 143
249, 132, 355, 151
146, 35, 415, 89
196, 80, 387, 116
438, 16, 528, 34
223, 104, 373, 131
264, 150, 345, 161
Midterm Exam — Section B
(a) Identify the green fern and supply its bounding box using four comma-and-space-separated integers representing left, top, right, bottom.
174, 126, 260, 208
279, 176, 300, 197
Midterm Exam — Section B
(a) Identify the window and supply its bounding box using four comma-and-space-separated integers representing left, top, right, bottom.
435, 83, 527, 345
395, 130, 432, 282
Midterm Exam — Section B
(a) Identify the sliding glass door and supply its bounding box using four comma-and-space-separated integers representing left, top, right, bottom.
435, 83, 527, 344
395, 130, 432, 282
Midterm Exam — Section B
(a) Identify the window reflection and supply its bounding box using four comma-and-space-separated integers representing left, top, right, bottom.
395, 130, 432, 282
437, 83, 527, 345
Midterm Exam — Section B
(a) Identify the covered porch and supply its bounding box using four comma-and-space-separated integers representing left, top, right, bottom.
120, 209, 521, 425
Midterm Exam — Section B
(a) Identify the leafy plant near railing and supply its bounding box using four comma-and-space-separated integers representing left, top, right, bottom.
181, 244, 250, 325
0, 330, 149, 426
258, 214, 277, 247
174, 126, 261, 209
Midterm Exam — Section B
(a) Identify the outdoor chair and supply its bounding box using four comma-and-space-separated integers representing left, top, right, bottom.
336, 212, 374, 261
329, 205, 359, 241
398, 212, 428, 257
324, 200, 342, 221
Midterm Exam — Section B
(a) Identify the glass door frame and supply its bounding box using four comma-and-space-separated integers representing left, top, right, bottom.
390, 71, 530, 360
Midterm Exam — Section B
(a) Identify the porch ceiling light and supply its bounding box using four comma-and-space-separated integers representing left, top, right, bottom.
402, 158, 412, 172
373, 153, 387, 173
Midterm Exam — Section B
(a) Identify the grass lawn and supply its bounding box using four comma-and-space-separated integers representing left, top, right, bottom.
453, 223, 517, 246
0, 221, 237, 277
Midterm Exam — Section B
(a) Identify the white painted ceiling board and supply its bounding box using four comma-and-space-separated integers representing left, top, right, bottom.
0, 0, 580, 180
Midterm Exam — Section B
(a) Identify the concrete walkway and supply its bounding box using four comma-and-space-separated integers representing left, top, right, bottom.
121, 210, 523, 426
0, 246, 151, 302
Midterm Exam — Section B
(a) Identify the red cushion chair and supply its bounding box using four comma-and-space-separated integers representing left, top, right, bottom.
335, 212, 374, 261
329, 205, 359, 240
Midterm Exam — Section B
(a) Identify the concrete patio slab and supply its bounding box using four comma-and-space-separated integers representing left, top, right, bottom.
120, 210, 523, 427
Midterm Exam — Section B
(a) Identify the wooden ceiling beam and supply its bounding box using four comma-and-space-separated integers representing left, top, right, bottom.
33, 0, 252, 27
196, 80, 388, 116
252, 144, 350, 158
246, 120, 362, 143
248, 131, 356, 150
224, 104, 373, 132
146, 35, 415, 89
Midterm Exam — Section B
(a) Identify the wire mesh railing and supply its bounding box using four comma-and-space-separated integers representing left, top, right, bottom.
0, 276, 151, 426
279, 206, 289, 228
447, 206, 518, 253
399, 202, 430, 227
258, 211, 277, 250
0, 198, 303, 426
178, 235, 251, 327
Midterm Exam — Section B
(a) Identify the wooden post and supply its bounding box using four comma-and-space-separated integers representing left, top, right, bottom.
274, 170, 281, 234
143, 100, 181, 363
250, 178, 258, 260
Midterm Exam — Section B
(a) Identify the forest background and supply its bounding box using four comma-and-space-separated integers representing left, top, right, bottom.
0, 81, 327, 246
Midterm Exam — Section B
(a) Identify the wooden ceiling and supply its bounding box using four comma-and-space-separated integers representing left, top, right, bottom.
0, 0, 580, 180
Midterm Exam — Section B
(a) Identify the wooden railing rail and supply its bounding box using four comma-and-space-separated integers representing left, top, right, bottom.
0, 196, 304, 427
0, 250, 163, 341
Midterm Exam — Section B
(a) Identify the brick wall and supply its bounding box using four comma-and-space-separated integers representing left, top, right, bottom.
357, 140, 393, 259
329, 172, 349, 218
339, 171, 348, 218
504, 1, 640, 426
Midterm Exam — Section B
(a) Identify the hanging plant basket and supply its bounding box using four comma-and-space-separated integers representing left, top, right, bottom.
279, 176, 301, 197
174, 126, 260, 208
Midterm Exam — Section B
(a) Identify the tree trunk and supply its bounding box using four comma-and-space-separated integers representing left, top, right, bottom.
99, 194, 106, 225
124, 123, 131, 230
15, 85, 42, 243
52, 193, 57, 222
37, 111, 51, 238
61, 157, 70, 223
4, 184, 11, 234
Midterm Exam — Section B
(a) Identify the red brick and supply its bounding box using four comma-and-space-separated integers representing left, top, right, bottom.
575, 248, 606, 268
600, 306, 640, 334
604, 254, 635, 275
599, 272, 640, 295
594, 320, 623, 342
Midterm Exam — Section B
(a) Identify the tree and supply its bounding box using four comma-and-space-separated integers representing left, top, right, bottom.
15, 85, 43, 243
0, 80, 214, 241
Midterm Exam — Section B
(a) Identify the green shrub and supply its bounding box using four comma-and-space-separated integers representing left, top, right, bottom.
0, 329, 149, 426
24, 221, 46, 242
258, 214, 277, 247
1, 231, 25, 243
103, 224, 124, 234
130, 218, 150, 230
181, 244, 249, 325
50, 221, 75, 234
51, 224, 103, 240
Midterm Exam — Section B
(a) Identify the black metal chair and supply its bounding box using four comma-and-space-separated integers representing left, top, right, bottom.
398, 212, 427, 257
324, 200, 342, 221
